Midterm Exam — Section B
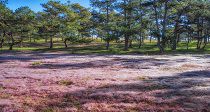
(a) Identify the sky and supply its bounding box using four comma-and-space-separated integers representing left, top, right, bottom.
7, 0, 90, 12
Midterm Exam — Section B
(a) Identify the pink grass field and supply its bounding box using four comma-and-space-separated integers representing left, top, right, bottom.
0, 52, 210, 112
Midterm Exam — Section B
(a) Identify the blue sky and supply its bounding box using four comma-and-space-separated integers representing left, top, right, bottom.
7, 0, 90, 12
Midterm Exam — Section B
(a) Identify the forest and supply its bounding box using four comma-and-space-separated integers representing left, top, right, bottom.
0, 0, 210, 53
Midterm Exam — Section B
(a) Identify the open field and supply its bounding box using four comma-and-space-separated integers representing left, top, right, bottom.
2, 0, 210, 111
0, 51, 210, 111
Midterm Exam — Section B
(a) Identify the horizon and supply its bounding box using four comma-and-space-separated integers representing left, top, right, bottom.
6, 0, 90, 12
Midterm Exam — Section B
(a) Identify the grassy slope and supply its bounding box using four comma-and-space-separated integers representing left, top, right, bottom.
0, 39, 210, 55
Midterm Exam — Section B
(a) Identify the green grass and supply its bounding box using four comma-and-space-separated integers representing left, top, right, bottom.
31, 61, 42, 66
1, 40, 210, 55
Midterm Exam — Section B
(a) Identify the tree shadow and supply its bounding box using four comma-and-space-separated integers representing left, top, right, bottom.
0, 55, 38, 62
0, 52, 100, 64
29, 60, 112, 69
35, 70, 210, 111
28, 57, 171, 70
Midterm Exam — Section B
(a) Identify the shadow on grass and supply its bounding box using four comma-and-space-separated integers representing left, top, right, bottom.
28, 57, 171, 70
0, 43, 210, 66
35, 70, 210, 111
32, 43, 210, 55
1, 42, 210, 55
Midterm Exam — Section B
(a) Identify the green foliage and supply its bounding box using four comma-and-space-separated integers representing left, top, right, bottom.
91, 0, 119, 48
1, 0, 210, 53
77, 38, 93, 44
14, 6, 36, 40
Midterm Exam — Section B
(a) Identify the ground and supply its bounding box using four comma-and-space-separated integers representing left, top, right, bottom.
0, 51, 210, 112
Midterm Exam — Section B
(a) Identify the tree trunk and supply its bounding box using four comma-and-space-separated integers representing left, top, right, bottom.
9, 44, 13, 50
154, 3, 164, 53
105, 0, 110, 51
129, 40, 132, 48
1, 31, 6, 48
187, 33, 190, 50
150, 36, 152, 43
106, 40, 110, 50
139, 5, 144, 48
50, 37, 53, 49
20, 38, 23, 48
123, 0, 129, 51
176, 34, 180, 44
202, 37, 207, 50
64, 38, 68, 48
172, 34, 177, 50
139, 36, 145, 48
172, 13, 181, 50
9, 36, 14, 50
142, 35, 144, 45
29, 36, 31, 42
124, 34, 129, 51
197, 39, 200, 49
139, 36, 142, 48
161, 1, 168, 48
0, 39, 4, 48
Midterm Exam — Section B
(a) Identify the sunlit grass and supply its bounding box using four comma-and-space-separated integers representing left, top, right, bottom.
1, 40, 210, 55
31, 61, 42, 66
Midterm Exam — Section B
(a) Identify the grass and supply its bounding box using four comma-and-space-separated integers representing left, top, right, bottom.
0, 93, 11, 99
63, 94, 82, 109
138, 76, 152, 80
0, 85, 3, 91
41, 107, 55, 112
31, 61, 42, 66
1, 40, 210, 55
57, 80, 74, 86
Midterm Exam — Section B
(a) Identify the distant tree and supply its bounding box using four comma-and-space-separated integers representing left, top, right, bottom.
41, 1, 64, 48
117, 0, 138, 51
70, 3, 92, 38
59, 3, 92, 48
14, 6, 35, 46
91, 0, 117, 50
0, 3, 15, 50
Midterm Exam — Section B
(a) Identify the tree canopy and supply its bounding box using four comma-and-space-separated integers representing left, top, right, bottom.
1, 0, 210, 52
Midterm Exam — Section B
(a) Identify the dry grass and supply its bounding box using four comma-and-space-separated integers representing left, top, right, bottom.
161, 64, 201, 72
0, 85, 3, 91
0, 93, 11, 99
137, 76, 152, 80
57, 80, 74, 86
31, 61, 42, 66
181, 64, 201, 68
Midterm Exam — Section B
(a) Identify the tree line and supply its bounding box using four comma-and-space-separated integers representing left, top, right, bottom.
1, 0, 210, 52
